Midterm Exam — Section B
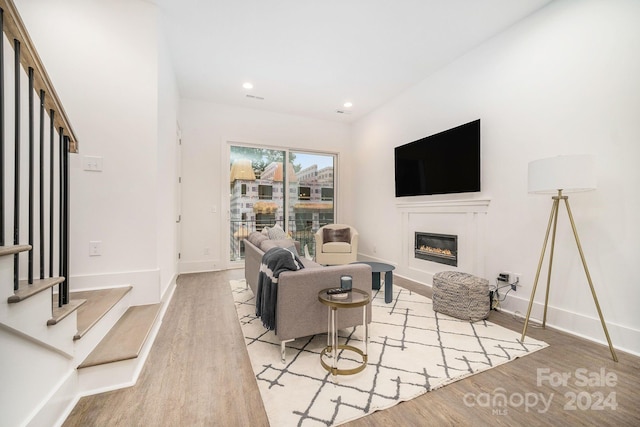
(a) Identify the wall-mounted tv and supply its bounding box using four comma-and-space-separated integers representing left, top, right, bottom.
395, 119, 481, 197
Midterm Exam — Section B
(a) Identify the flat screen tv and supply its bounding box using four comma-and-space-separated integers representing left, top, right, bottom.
395, 119, 481, 197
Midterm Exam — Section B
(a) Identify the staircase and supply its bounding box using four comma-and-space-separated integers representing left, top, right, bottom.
0, 1, 171, 426
1, 244, 168, 427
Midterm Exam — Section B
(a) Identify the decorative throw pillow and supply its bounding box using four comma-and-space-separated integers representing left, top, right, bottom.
284, 244, 299, 257
248, 232, 268, 247
267, 224, 288, 240
323, 227, 351, 243
261, 226, 270, 236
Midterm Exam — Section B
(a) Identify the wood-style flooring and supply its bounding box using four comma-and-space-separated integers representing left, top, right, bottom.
63, 270, 640, 426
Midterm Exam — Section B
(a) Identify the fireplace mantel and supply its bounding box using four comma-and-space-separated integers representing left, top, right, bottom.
396, 198, 491, 212
396, 198, 491, 283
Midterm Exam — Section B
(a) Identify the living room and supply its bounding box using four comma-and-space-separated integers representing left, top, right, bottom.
178, 0, 639, 357
5, 0, 639, 425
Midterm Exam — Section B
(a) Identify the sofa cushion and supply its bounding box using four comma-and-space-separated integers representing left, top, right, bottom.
322, 241, 352, 253
260, 238, 294, 253
323, 227, 351, 243
300, 257, 322, 269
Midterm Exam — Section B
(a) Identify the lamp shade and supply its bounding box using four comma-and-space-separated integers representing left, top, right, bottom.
528, 155, 596, 194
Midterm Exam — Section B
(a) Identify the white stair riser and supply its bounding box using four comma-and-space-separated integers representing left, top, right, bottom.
1, 290, 75, 356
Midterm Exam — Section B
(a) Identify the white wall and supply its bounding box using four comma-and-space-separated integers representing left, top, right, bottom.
351, 0, 640, 355
6, 1, 179, 424
178, 100, 352, 272
157, 30, 180, 296
16, 0, 171, 303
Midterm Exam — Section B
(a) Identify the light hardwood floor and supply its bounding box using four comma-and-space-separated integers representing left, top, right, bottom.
64, 270, 640, 426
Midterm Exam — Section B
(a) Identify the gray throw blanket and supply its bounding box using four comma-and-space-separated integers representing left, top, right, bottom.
256, 247, 305, 332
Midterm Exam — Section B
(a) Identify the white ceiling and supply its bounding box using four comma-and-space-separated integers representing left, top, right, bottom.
155, 0, 553, 123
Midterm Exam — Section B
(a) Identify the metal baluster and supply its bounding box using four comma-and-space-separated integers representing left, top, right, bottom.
62, 135, 70, 304
0, 9, 5, 247
58, 128, 64, 302
58, 128, 64, 307
13, 39, 20, 291
49, 110, 54, 278
28, 67, 34, 284
39, 90, 45, 279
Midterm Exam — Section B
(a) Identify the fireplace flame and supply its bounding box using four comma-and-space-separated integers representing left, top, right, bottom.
418, 245, 453, 256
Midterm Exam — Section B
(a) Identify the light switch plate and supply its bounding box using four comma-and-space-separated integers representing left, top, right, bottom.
83, 156, 103, 171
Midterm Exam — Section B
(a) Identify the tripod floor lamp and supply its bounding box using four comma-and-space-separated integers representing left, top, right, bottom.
521, 154, 617, 362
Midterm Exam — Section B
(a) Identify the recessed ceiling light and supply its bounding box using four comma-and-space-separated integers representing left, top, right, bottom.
343, 102, 353, 108
243, 82, 253, 90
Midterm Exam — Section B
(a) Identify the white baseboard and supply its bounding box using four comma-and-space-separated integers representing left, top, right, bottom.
359, 251, 640, 356
499, 294, 640, 357
178, 259, 222, 274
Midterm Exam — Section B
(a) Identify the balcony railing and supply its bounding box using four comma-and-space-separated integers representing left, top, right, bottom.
230, 219, 333, 261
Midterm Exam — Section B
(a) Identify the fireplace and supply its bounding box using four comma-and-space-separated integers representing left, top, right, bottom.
415, 232, 458, 266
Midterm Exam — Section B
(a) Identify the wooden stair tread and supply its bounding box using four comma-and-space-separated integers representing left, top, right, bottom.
73, 286, 133, 340
8, 277, 65, 303
48, 299, 87, 325
0, 244, 32, 257
78, 304, 161, 369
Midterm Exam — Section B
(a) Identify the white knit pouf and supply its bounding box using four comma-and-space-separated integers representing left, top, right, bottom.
432, 271, 490, 322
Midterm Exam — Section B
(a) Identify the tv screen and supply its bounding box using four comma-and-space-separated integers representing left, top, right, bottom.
395, 119, 481, 197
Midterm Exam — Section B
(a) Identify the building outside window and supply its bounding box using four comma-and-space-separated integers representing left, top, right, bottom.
321, 188, 333, 201
256, 213, 275, 227
258, 185, 273, 200
319, 212, 334, 226
299, 186, 311, 200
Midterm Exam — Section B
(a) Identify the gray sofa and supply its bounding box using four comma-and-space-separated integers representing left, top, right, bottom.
244, 231, 372, 362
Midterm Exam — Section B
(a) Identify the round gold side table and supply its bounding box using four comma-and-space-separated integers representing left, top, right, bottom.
318, 288, 370, 378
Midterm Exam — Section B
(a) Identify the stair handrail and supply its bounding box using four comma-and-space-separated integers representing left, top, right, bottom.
0, 0, 78, 152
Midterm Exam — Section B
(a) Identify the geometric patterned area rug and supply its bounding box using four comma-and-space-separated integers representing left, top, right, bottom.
230, 279, 547, 426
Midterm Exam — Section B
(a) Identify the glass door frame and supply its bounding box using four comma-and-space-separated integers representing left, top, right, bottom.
223, 141, 337, 269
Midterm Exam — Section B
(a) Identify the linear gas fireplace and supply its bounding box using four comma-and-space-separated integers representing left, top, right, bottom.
415, 232, 458, 266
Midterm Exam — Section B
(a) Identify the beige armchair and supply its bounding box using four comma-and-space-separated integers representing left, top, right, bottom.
314, 224, 359, 265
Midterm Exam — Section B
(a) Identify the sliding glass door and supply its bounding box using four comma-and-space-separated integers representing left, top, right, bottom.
229, 146, 285, 261
228, 146, 335, 261
288, 152, 335, 258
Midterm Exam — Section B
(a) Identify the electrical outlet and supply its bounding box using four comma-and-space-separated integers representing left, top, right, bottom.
511, 273, 521, 291
89, 241, 102, 256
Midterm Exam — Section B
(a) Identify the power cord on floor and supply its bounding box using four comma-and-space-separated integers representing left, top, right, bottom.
489, 278, 515, 311
489, 276, 543, 328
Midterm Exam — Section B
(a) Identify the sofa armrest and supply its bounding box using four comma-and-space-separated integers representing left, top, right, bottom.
275, 263, 372, 342
243, 239, 263, 295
